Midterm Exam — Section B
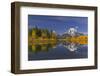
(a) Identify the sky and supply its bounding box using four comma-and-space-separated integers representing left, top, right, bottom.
28, 15, 88, 35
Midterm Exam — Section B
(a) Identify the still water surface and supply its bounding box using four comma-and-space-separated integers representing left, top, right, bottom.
28, 42, 88, 61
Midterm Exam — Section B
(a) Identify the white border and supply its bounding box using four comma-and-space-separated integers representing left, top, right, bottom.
20, 7, 95, 70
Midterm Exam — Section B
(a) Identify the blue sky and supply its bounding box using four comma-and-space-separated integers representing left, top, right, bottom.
28, 15, 88, 35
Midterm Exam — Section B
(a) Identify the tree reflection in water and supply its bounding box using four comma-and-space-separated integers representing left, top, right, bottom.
29, 41, 86, 53
28, 42, 57, 53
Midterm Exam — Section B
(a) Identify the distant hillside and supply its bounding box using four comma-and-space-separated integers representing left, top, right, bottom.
57, 32, 87, 39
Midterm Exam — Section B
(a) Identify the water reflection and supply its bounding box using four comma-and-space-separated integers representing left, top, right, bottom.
62, 42, 80, 52
29, 42, 57, 53
29, 41, 87, 53
28, 40, 88, 60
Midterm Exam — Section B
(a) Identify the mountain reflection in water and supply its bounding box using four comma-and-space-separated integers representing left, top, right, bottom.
28, 41, 88, 61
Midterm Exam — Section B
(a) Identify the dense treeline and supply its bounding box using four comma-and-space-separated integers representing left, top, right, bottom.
28, 26, 56, 39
